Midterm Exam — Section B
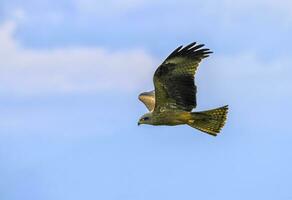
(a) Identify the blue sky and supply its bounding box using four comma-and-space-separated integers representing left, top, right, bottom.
0, 1, 292, 200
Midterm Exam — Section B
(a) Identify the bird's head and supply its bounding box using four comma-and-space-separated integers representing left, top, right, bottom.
138, 113, 153, 126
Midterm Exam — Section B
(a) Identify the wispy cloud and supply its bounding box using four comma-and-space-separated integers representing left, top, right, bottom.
0, 21, 157, 96
73, 0, 148, 17
1, 1, 291, 58
1, 19, 291, 99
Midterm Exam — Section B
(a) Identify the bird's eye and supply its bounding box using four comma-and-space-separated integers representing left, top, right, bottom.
144, 117, 149, 121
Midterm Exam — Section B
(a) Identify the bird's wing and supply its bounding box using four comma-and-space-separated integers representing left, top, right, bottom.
153, 42, 212, 112
138, 90, 155, 112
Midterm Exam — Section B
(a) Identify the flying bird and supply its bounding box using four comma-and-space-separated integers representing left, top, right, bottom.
138, 42, 228, 136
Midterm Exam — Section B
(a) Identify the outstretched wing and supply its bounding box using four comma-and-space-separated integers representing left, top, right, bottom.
138, 90, 155, 112
153, 42, 212, 112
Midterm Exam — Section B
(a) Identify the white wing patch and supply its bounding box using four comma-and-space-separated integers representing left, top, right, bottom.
138, 90, 155, 112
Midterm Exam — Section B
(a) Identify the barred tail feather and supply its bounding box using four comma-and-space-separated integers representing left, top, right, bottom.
188, 105, 228, 136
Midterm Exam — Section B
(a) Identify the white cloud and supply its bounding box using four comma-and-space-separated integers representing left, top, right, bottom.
0, 21, 157, 96
71, 0, 292, 16
0, 17, 291, 98
73, 0, 147, 17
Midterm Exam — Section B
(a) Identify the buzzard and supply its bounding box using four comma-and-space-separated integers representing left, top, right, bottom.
138, 42, 228, 136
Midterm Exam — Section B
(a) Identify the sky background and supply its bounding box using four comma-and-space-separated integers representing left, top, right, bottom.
0, 0, 292, 199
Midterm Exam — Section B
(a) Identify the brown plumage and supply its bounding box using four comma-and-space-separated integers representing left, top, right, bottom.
138, 42, 228, 136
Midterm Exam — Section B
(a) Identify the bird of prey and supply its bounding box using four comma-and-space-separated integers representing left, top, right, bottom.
138, 42, 228, 136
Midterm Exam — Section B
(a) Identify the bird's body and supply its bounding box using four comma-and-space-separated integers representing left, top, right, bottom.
138, 42, 228, 136
143, 110, 190, 126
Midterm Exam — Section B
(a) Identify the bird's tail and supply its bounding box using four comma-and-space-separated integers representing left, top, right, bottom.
187, 105, 228, 136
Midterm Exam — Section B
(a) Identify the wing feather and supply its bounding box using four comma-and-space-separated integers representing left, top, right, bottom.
138, 91, 155, 112
153, 42, 212, 112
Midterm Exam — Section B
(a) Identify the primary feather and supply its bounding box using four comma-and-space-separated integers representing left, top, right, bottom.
153, 42, 212, 112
